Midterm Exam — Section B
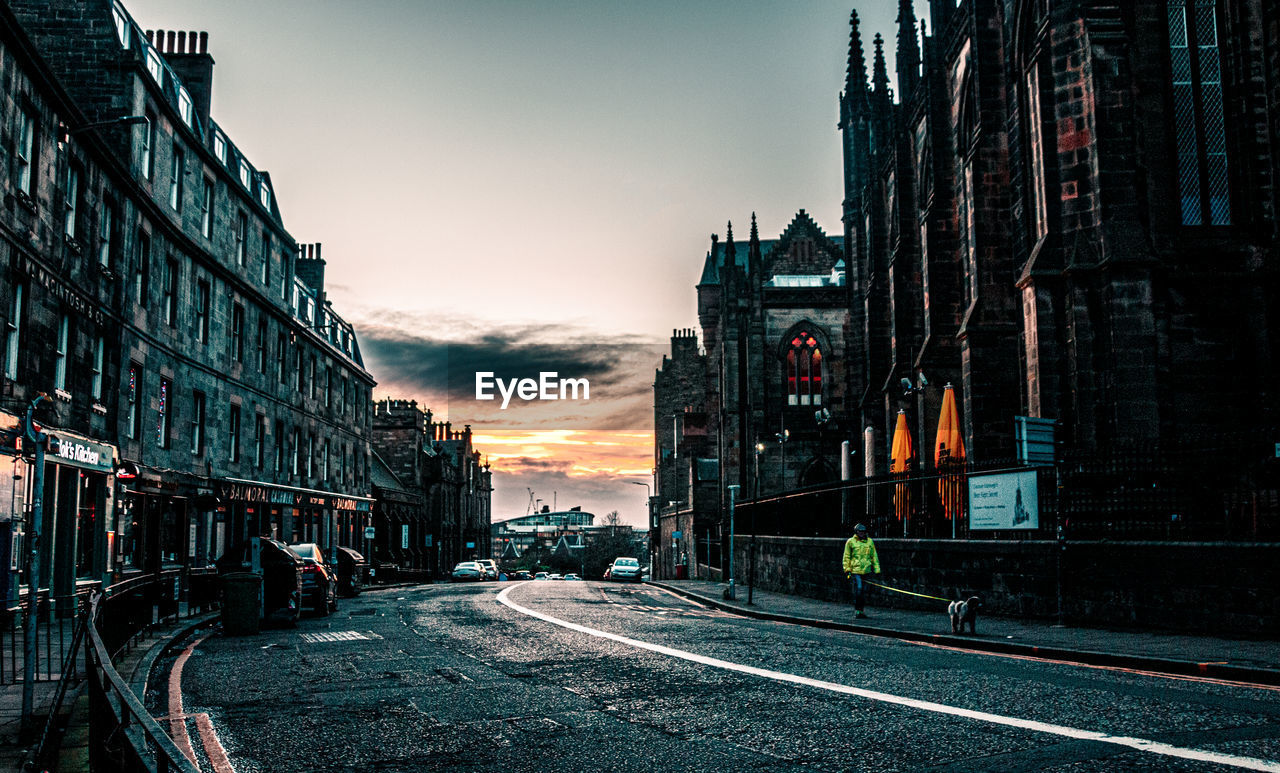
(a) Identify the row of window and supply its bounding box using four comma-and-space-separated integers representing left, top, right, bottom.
127, 362, 368, 488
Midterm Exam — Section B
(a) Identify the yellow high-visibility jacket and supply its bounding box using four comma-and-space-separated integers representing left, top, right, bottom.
842, 536, 880, 576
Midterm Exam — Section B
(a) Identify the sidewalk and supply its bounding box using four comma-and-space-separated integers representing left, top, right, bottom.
650, 579, 1280, 685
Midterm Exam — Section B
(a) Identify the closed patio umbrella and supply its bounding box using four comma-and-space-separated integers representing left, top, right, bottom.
890, 410, 914, 529
934, 383, 966, 530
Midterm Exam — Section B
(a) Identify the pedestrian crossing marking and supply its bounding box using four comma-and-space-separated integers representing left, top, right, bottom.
300, 630, 382, 644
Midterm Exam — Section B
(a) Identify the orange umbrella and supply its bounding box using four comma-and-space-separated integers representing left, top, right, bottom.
934, 384, 965, 465
890, 410, 913, 525
890, 410, 913, 473
934, 384, 966, 524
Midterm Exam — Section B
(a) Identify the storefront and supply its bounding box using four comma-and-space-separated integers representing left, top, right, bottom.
114, 468, 192, 576
216, 478, 373, 558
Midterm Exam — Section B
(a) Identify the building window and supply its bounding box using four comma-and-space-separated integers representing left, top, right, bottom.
325, 366, 333, 409
213, 131, 226, 163
164, 257, 179, 326
261, 232, 271, 285
277, 331, 287, 384
128, 362, 141, 440
295, 346, 304, 393
785, 331, 823, 407
54, 314, 70, 392
1169, 0, 1230, 225
961, 161, 978, 309
322, 439, 330, 482
196, 279, 210, 344
231, 303, 245, 363
91, 334, 104, 401
158, 377, 172, 448
145, 46, 162, 82
16, 107, 36, 195
64, 164, 80, 239
280, 249, 291, 300
228, 403, 241, 463
290, 426, 300, 476
191, 390, 205, 456
169, 144, 185, 211
1025, 63, 1048, 244
238, 159, 251, 189
309, 355, 317, 399
5, 285, 23, 381
306, 434, 314, 479
201, 178, 214, 238
256, 318, 268, 373
98, 203, 114, 267
177, 88, 193, 127
134, 229, 150, 305
274, 419, 284, 473
254, 413, 265, 468
236, 211, 247, 265
142, 110, 156, 179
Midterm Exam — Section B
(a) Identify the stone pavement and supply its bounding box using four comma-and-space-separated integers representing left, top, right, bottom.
650, 579, 1280, 684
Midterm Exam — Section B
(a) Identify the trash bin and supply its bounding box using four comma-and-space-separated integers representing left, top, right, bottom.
675, 564, 688, 580
221, 572, 262, 635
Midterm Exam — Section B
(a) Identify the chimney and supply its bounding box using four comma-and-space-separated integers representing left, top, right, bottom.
296, 241, 327, 299
154, 28, 216, 130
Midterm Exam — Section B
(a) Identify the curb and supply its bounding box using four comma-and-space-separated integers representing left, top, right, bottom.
130, 612, 222, 697
649, 582, 1280, 687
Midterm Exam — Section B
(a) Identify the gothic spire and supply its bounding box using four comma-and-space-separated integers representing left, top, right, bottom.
748, 212, 762, 277
845, 9, 868, 97
896, 0, 920, 101
725, 221, 736, 262
872, 33, 890, 99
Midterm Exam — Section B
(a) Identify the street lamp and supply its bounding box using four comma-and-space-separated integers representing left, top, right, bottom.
726, 485, 740, 599
749, 442, 765, 605
775, 429, 790, 490
629, 481, 651, 528
21, 394, 50, 731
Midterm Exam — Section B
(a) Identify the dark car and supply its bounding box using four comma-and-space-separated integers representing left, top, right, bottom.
216, 537, 303, 626
334, 547, 368, 597
289, 543, 338, 615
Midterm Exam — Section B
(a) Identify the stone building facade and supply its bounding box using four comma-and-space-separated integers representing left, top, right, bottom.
843, 0, 1280, 467
0, 0, 376, 598
657, 0, 1280, 557
370, 399, 493, 576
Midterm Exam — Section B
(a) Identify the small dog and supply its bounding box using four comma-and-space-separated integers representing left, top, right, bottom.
948, 596, 981, 634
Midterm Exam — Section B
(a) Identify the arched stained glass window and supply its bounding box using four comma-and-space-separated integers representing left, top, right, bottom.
786, 332, 823, 406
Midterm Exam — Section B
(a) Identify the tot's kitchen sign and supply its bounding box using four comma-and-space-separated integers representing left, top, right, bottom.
48, 434, 114, 473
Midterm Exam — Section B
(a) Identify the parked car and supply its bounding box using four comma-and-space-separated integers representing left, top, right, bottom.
451, 561, 484, 582
334, 547, 368, 597
508, 570, 532, 581
609, 557, 642, 582
563, 573, 581, 581
476, 559, 499, 580
216, 537, 303, 626
533, 572, 551, 581
548, 573, 563, 580
289, 543, 338, 615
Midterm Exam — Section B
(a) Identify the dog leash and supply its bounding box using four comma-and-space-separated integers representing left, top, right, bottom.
862, 579, 951, 603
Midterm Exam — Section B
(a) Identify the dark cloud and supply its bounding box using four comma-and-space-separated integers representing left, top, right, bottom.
357, 316, 662, 431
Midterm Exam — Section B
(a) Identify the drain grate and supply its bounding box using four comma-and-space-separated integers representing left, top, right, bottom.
300, 630, 382, 644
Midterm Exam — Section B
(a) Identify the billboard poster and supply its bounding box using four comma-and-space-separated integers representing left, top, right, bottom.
968, 470, 1039, 530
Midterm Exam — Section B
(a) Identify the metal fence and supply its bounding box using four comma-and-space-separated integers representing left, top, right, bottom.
0, 586, 98, 686
733, 437, 1280, 542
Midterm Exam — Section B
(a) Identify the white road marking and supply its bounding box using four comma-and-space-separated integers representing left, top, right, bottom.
497, 584, 1280, 772
300, 630, 380, 644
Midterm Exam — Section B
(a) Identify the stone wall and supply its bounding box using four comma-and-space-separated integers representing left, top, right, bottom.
732, 536, 1280, 636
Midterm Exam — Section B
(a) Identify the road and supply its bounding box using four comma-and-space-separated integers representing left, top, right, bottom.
154, 581, 1280, 772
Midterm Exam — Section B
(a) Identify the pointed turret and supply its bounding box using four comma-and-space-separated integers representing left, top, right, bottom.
896, 0, 920, 101
842, 9, 869, 119
872, 33, 890, 100
748, 212, 762, 279
723, 222, 737, 293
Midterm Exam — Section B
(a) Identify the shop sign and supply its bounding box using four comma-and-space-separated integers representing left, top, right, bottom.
48, 435, 114, 473
363, 526, 376, 539
401, 525, 409, 549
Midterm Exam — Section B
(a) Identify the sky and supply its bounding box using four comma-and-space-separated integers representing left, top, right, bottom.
122, 0, 929, 526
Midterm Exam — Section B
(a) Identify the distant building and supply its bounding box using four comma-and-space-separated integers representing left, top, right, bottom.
370, 399, 492, 574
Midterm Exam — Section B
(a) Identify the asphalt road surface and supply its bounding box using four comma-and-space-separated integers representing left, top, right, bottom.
155, 582, 1280, 772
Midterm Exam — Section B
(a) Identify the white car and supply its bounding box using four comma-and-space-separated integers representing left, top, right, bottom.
451, 561, 484, 582
609, 557, 642, 582
475, 559, 498, 580
533, 572, 551, 581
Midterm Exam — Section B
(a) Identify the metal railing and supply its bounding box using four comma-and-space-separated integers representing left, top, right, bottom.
0, 585, 99, 685
732, 444, 1280, 542
86, 585, 200, 773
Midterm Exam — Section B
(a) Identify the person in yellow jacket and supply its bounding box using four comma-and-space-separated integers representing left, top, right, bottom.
842, 523, 880, 618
